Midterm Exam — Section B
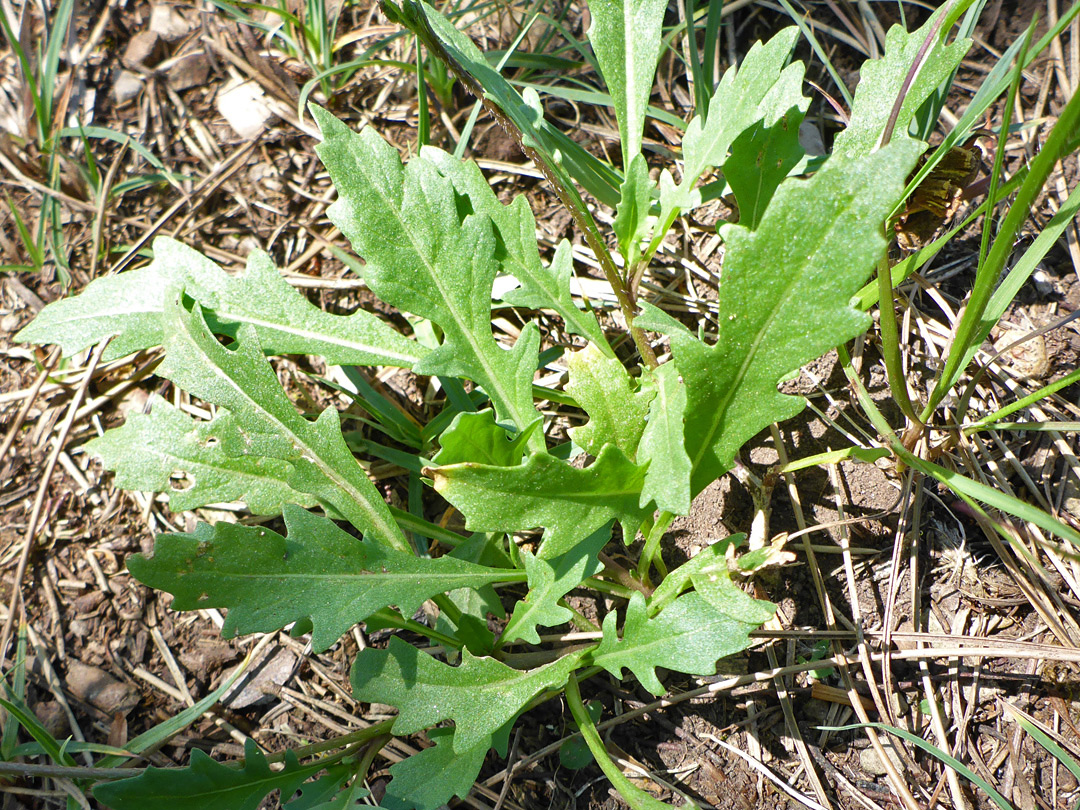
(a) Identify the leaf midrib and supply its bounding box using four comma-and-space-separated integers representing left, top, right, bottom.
214, 308, 421, 365
687, 178, 858, 481
180, 313, 407, 551
356, 152, 533, 436
191, 569, 525, 583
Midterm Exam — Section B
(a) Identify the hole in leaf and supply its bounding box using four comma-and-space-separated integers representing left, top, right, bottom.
169, 471, 195, 492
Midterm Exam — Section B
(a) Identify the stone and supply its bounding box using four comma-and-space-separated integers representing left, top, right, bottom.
165, 52, 210, 91
112, 70, 144, 105
859, 739, 904, 776
34, 700, 68, 738
149, 3, 191, 42
220, 647, 296, 709
123, 30, 163, 68
799, 120, 827, 156
65, 660, 139, 715
216, 79, 274, 139
177, 639, 238, 674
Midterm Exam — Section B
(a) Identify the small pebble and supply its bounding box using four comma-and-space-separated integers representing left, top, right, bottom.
216, 80, 274, 140
112, 70, 144, 105
164, 52, 209, 92
65, 660, 139, 715
123, 30, 162, 68
859, 740, 904, 776
150, 3, 192, 41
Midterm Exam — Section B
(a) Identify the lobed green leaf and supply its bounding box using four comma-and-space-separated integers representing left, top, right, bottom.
591, 591, 761, 695
157, 291, 408, 550
687, 543, 777, 624
428, 444, 650, 560
421, 148, 610, 349
680, 27, 804, 194
284, 764, 366, 810
379, 727, 491, 810
639, 137, 924, 495
432, 410, 536, 468
565, 343, 654, 458
16, 237, 422, 367
313, 108, 542, 445
128, 505, 523, 652
499, 523, 610, 645
85, 396, 318, 516
93, 739, 323, 810
351, 636, 587, 752
832, 5, 971, 159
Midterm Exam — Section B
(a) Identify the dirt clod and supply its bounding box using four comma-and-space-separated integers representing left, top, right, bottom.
65, 661, 140, 716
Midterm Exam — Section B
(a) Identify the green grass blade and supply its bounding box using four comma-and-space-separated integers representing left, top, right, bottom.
822, 723, 1013, 810
0, 695, 77, 768
57, 126, 166, 170
0, 11, 46, 144
923, 31, 1080, 416
964, 367, 1080, 433
39, 0, 76, 145
1, 627, 29, 760
959, 177, 1080, 388
839, 347, 1080, 551
4, 195, 44, 270
1000, 701, 1080, 784
774, 0, 853, 108
94, 661, 254, 769
684, 0, 707, 114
